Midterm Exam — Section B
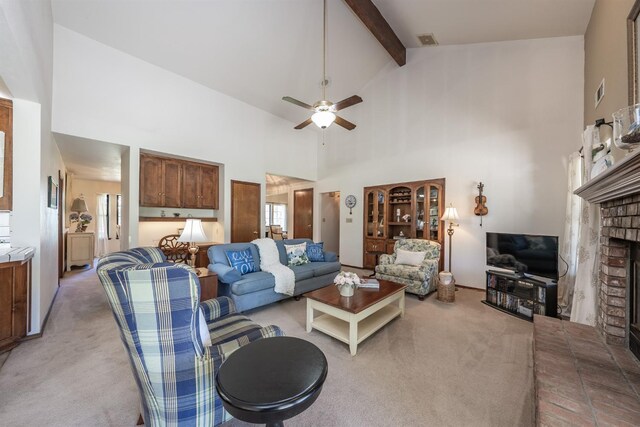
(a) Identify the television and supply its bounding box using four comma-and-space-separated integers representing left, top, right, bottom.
486, 232, 559, 281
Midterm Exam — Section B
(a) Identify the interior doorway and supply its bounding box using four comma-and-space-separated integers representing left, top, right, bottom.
320, 192, 340, 256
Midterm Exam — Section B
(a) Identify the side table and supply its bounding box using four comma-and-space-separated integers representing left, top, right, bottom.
216, 336, 327, 427
196, 267, 218, 301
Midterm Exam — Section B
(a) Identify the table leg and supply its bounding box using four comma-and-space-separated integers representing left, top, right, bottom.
306, 302, 313, 333
400, 292, 405, 319
349, 315, 358, 356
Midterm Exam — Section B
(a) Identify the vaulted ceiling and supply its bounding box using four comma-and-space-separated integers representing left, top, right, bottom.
51, 0, 595, 126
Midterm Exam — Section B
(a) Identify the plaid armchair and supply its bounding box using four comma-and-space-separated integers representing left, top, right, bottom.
374, 239, 441, 299
96, 247, 283, 426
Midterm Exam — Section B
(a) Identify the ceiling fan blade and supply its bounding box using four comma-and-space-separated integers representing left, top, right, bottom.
282, 96, 314, 110
334, 115, 356, 130
333, 95, 363, 111
294, 118, 313, 130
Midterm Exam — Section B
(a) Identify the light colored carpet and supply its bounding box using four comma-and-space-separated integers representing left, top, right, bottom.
0, 266, 533, 426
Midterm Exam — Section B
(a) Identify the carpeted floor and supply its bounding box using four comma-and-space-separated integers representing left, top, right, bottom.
0, 266, 534, 426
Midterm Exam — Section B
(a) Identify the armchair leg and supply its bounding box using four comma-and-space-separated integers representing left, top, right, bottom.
294, 296, 301, 301
136, 414, 144, 425
418, 295, 425, 301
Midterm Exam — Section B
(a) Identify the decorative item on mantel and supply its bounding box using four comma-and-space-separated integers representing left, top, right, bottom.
613, 104, 640, 153
177, 218, 208, 273
69, 196, 92, 232
334, 271, 361, 297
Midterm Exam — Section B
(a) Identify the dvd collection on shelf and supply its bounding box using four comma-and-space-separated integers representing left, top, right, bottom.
483, 270, 557, 321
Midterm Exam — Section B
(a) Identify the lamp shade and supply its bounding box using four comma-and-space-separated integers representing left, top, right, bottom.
440, 205, 459, 222
70, 198, 89, 213
311, 110, 336, 129
178, 219, 208, 243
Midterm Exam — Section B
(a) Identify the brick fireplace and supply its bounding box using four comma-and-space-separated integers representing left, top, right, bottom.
576, 151, 640, 351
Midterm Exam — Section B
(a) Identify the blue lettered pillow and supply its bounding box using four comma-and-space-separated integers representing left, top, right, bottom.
225, 249, 256, 275
306, 242, 325, 262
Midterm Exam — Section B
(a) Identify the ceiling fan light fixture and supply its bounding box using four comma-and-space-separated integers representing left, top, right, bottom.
311, 110, 336, 129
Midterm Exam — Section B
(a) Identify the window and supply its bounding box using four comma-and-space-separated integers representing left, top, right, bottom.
265, 203, 287, 229
116, 194, 122, 226
105, 194, 110, 239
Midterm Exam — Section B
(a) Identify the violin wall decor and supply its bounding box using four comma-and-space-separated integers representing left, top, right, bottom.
474, 182, 488, 226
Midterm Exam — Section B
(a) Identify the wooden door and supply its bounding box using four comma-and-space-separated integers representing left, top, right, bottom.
162, 160, 182, 208
140, 155, 163, 206
231, 180, 261, 243
182, 162, 200, 208
200, 165, 218, 209
294, 188, 313, 239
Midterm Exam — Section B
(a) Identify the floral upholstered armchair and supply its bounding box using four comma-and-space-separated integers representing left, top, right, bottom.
375, 239, 441, 300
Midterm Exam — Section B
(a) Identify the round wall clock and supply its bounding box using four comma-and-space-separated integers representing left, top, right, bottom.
345, 195, 357, 214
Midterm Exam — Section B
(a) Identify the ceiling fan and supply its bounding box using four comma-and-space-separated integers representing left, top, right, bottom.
282, 0, 362, 131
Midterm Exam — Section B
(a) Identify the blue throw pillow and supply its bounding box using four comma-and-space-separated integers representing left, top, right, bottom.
306, 242, 325, 262
225, 249, 256, 275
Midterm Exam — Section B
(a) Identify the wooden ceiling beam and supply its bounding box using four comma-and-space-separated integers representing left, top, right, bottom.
343, 0, 406, 66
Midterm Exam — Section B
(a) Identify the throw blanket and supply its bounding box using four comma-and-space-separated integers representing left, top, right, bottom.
251, 238, 295, 296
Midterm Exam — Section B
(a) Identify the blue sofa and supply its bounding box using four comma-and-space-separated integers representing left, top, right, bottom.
208, 239, 341, 312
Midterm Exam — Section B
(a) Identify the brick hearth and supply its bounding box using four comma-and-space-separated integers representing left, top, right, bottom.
600, 195, 640, 345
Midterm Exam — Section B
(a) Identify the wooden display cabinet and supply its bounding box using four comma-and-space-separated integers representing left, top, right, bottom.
363, 178, 445, 271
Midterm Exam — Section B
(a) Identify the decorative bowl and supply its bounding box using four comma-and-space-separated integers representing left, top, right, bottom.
613, 104, 640, 152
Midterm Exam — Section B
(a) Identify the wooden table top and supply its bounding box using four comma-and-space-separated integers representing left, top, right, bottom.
305, 280, 406, 314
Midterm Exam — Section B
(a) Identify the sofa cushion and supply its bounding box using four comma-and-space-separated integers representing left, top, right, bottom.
209, 243, 261, 272
306, 242, 325, 262
229, 271, 276, 296
289, 264, 315, 281
225, 248, 256, 275
309, 261, 341, 277
284, 243, 309, 267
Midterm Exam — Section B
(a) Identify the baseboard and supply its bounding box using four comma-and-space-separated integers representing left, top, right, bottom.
21, 286, 60, 341
456, 284, 484, 292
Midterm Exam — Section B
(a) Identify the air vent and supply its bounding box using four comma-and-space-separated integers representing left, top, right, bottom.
417, 33, 438, 47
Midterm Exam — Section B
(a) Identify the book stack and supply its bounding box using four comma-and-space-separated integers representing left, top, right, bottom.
358, 278, 380, 289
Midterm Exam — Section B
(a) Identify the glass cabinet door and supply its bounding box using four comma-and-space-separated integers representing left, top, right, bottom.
414, 185, 426, 238
429, 185, 441, 241
376, 190, 385, 238
365, 191, 375, 237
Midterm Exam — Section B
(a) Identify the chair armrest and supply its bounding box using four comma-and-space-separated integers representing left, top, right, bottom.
419, 258, 439, 274
324, 251, 338, 262
200, 296, 236, 321
379, 254, 395, 265
208, 263, 241, 284
214, 325, 286, 358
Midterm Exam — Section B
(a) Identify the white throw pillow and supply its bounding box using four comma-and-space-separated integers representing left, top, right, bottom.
284, 242, 309, 266
198, 308, 212, 348
394, 249, 427, 266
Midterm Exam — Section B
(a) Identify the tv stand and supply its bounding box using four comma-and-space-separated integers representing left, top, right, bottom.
483, 270, 557, 321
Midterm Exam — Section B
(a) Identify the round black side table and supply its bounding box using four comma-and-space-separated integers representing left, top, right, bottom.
215, 336, 328, 427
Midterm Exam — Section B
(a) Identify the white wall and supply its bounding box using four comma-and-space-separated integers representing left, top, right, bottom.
0, 0, 65, 333
52, 25, 318, 245
317, 36, 584, 288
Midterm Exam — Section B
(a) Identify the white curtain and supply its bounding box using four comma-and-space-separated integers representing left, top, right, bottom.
557, 152, 583, 315
95, 194, 109, 257
570, 126, 600, 325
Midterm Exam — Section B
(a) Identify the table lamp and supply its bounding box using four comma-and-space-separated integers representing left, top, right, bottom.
440, 204, 459, 274
70, 196, 89, 232
178, 219, 208, 271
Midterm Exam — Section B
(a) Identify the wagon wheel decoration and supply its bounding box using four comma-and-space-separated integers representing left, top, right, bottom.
158, 234, 190, 264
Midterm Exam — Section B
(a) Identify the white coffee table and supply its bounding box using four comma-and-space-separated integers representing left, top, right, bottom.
305, 280, 406, 356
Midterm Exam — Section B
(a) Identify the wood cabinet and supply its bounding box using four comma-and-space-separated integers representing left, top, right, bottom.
0, 98, 13, 211
0, 257, 32, 353
67, 232, 95, 271
196, 268, 218, 301
183, 163, 219, 209
363, 179, 445, 271
140, 153, 219, 209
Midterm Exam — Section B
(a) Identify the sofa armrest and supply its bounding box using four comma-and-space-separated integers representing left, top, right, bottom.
200, 296, 236, 321
419, 258, 439, 274
379, 254, 395, 265
208, 263, 241, 284
324, 251, 338, 262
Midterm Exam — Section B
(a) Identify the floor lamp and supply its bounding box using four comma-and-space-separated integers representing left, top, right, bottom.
440, 204, 459, 274
178, 219, 209, 273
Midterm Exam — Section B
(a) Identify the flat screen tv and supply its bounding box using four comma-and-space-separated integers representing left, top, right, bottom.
486, 232, 559, 281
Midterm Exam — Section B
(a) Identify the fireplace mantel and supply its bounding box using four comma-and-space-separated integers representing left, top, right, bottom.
575, 151, 640, 203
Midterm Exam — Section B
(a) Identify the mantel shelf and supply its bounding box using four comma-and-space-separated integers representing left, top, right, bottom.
574, 150, 640, 203
139, 217, 218, 222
